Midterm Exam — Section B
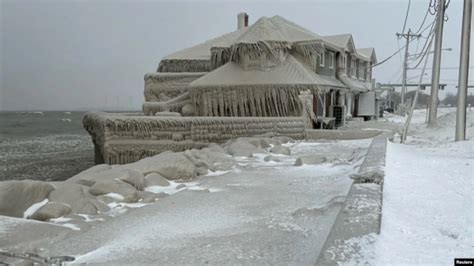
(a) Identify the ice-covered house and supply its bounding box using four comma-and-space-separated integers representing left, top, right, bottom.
83, 13, 378, 164
144, 13, 377, 126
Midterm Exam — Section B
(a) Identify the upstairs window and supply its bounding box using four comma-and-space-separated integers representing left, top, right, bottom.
329, 52, 334, 69
319, 50, 325, 67
351, 60, 356, 76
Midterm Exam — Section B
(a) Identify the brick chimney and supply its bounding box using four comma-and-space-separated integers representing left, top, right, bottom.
237, 12, 249, 30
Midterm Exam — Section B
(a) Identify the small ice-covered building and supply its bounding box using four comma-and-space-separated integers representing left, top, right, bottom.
84, 13, 378, 164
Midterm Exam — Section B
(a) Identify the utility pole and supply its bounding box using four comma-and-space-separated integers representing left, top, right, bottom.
455, 0, 472, 141
396, 29, 421, 111
428, 0, 446, 126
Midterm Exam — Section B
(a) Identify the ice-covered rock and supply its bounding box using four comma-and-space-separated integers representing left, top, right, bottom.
117, 169, 146, 191
126, 152, 198, 180
68, 168, 142, 188
75, 164, 112, 175
138, 191, 159, 203
270, 145, 291, 155
145, 173, 170, 187
207, 143, 226, 154
0, 180, 54, 218
30, 202, 72, 221
264, 155, 282, 162
294, 155, 327, 166
241, 137, 272, 148
48, 182, 109, 215
89, 179, 139, 203
226, 140, 258, 157
273, 136, 294, 144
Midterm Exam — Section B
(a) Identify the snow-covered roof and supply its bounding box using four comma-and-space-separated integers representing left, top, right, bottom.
323, 34, 356, 52
163, 27, 248, 60
235, 16, 321, 44
189, 54, 345, 89
338, 74, 372, 92
356, 48, 377, 63
163, 15, 324, 61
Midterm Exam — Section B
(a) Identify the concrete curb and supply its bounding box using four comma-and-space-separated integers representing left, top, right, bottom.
316, 135, 389, 265
305, 129, 383, 140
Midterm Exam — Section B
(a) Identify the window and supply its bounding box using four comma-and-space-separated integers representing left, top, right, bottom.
351, 60, 356, 76
329, 52, 334, 69
319, 50, 325, 67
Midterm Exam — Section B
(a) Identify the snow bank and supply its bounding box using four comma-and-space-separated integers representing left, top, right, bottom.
372, 141, 473, 265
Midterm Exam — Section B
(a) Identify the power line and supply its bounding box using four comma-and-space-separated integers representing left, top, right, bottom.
372, 20, 435, 68
414, 5, 431, 34
410, 66, 474, 70
401, 0, 412, 35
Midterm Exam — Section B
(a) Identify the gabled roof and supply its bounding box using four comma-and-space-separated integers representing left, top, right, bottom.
189, 55, 345, 89
323, 34, 356, 53
356, 48, 377, 63
235, 16, 321, 44
164, 15, 323, 61
163, 27, 248, 60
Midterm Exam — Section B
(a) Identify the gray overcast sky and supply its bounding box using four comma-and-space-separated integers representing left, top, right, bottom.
0, 0, 469, 111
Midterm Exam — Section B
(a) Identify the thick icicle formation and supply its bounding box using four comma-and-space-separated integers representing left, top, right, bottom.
189, 85, 306, 117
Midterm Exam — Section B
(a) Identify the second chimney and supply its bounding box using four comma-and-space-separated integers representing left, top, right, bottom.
237, 12, 249, 30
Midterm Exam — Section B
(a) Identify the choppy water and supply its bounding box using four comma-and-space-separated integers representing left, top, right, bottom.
0, 111, 94, 181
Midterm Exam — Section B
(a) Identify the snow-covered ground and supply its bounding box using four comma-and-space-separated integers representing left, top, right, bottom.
345, 107, 474, 265
0, 138, 372, 265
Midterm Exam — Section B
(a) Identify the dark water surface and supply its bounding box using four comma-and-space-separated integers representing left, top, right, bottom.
0, 111, 94, 181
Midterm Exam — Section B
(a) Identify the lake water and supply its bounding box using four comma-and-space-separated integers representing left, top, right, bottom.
0, 111, 94, 181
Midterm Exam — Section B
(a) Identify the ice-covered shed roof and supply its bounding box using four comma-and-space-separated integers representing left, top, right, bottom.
189, 55, 345, 89
356, 48, 377, 63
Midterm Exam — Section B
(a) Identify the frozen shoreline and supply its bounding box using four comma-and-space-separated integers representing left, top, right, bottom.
0, 137, 372, 265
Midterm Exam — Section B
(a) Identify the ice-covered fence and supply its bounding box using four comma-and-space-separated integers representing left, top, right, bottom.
83, 112, 307, 164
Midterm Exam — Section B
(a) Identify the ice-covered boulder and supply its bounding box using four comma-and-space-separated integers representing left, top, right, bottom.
189, 146, 235, 171
270, 145, 291, 155
138, 191, 160, 203
241, 137, 272, 149
226, 140, 258, 157
67, 168, 143, 188
30, 202, 71, 221
126, 152, 197, 180
89, 179, 139, 203
294, 155, 327, 166
207, 143, 227, 154
264, 155, 282, 162
48, 182, 109, 215
145, 173, 170, 187
0, 180, 54, 218
273, 136, 294, 144
117, 169, 146, 191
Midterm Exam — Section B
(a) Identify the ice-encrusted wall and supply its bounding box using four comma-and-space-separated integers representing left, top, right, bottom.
83, 112, 307, 164
144, 72, 206, 102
